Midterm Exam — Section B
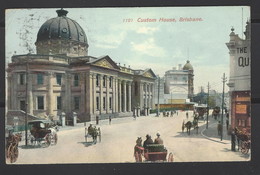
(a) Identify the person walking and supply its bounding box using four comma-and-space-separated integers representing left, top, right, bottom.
109, 116, 112, 125
217, 121, 222, 136
186, 112, 189, 119
96, 115, 99, 125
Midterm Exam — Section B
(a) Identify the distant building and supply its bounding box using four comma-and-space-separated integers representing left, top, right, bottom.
154, 61, 194, 110
226, 21, 251, 130
6, 9, 156, 124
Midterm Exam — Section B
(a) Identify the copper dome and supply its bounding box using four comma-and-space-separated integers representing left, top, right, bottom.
36, 9, 88, 45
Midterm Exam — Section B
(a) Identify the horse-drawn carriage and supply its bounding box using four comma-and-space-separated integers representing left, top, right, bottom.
27, 120, 58, 148
5, 126, 22, 163
134, 137, 174, 162
235, 127, 251, 154
85, 124, 101, 144
212, 106, 220, 119
182, 115, 199, 135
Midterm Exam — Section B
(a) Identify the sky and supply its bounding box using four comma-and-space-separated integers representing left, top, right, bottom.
5, 7, 250, 93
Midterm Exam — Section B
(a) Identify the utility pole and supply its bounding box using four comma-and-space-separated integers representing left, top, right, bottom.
221, 73, 227, 141
25, 58, 29, 146
171, 92, 172, 110
156, 76, 160, 116
206, 82, 210, 129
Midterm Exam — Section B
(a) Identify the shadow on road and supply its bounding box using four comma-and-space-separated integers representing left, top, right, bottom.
19, 145, 45, 149
78, 141, 97, 147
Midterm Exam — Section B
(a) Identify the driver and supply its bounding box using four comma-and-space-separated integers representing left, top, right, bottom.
143, 134, 153, 148
88, 124, 94, 135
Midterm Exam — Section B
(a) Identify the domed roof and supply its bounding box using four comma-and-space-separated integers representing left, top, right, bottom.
183, 60, 193, 70
36, 9, 88, 45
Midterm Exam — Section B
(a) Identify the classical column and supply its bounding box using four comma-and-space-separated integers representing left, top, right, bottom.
128, 81, 132, 112
47, 72, 54, 116
140, 82, 144, 110
100, 75, 103, 114
92, 74, 96, 114
27, 73, 33, 114
115, 78, 118, 113
112, 77, 116, 113
118, 79, 121, 113
123, 80, 127, 112
87, 73, 93, 115
65, 73, 72, 114
106, 76, 109, 113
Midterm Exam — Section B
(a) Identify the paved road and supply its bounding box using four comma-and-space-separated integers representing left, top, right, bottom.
13, 111, 250, 164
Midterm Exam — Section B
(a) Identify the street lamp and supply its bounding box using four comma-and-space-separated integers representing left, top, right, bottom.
221, 73, 227, 141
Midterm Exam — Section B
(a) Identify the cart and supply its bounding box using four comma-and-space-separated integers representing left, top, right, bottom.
85, 125, 101, 144
134, 144, 174, 162
27, 120, 58, 148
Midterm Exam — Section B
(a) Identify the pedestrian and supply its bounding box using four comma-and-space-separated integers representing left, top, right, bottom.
226, 118, 229, 131
231, 130, 236, 151
154, 132, 163, 144
217, 121, 222, 136
96, 115, 99, 125
177, 111, 178, 116
186, 112, 189, 119
109, 116, 112, 125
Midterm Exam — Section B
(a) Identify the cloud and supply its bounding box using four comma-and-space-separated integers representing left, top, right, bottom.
136, 26, 158, 34
130, 38, 167, 57
91, 32, 127, 49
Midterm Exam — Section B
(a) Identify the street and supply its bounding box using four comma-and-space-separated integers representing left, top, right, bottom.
13, 111, 250, 164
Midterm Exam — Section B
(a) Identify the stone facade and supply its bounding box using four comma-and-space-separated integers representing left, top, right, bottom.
6, 9, 156, 123
226, 21, 251, 130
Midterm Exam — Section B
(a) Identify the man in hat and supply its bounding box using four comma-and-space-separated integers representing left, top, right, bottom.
143, 134, 154, 149
154, 132, 163, 144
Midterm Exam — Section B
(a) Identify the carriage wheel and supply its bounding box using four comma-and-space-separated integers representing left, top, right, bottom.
40, 134, 51, 148
10, 145, 19, 163
168, 152, 174, 162
53, 133, 58, 145
99, 134, 101, 142
6, 144, 13, 160
241, 142, 249, 154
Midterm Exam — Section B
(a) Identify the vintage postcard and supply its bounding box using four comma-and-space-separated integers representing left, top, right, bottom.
5, 6, 250, 164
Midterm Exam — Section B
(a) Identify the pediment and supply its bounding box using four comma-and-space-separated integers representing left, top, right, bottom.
92, 56, 120, 70
142, 69, 157, 79
93, 59, 114, 69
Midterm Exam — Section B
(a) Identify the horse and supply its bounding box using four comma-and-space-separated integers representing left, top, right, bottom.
134, 137, 144, 162
183, 121, 192, 135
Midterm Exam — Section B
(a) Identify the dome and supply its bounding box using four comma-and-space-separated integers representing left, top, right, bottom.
183, 60, 193, 70
36, 9, 88, 44
35, 9, 88, 56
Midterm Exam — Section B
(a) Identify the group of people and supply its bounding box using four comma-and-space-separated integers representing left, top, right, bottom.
162, 111, 176, 117
143, 132, 164, 149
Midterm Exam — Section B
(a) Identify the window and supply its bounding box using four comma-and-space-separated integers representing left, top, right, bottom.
20, 100, 26, 111
96, 75, 99, 86
74, 74, 79, 86
19, 74, 25, 85
96, 96, 99, 110
56, 74, 62, 85
103, 76, 106, 87
74, 96, 80, 110
109, 97, 112, 109
37, 74, 44, 85
37, 96, 44, 110
57, 96, 62, 110
103, 97, 106, 110
109, 77, 112, 88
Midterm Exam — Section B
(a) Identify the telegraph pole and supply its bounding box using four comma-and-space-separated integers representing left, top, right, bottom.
221, 73, 227, 141
156, 76, 160, 116
25, 58, 29, 146
206, 82, 210, 129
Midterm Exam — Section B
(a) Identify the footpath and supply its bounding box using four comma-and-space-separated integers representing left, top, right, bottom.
201, 115, 231, 144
